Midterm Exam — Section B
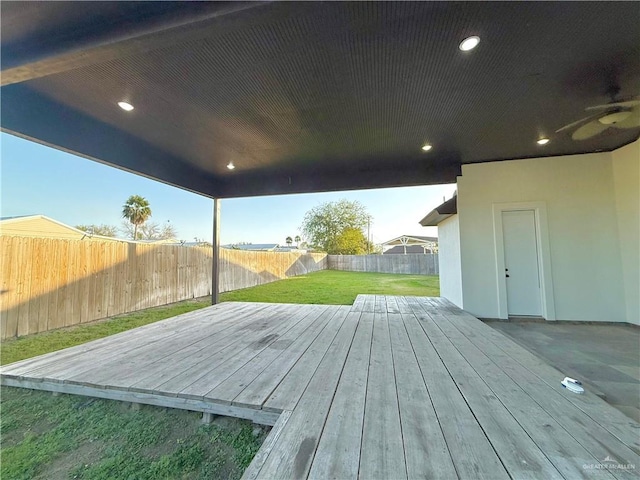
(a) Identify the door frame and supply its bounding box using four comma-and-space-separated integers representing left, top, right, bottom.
492, 202, 556, 320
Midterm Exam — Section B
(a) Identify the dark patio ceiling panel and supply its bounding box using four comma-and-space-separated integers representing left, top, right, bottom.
1, 2, 639, 198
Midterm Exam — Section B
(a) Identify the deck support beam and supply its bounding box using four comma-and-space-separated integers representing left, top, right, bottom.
201, 412, 215, 424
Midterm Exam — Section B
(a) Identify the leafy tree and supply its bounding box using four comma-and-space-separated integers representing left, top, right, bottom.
75, 224, 118, 237
122, 195, 152, 240
294, 235, 301, 246
300, 199, 370, 254
285, 236, 293, 246
333, 227, 368, 255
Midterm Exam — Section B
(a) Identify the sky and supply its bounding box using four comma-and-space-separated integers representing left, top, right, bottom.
1, 133, 456, 245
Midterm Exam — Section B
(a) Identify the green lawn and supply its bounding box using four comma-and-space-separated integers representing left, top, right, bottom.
0, 387, 266, 480
0, 270, 438, 479
222, 270, 439, 305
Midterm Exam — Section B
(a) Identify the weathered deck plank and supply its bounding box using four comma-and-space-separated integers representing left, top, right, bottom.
359, 310, 407, 479
401, 309, 509, 479
307, 310, 372, 479
418, 303, 619, 479
250, 310, 360, 479
206, 305, 330, 403
127, 304, 286, 393
2, 303, 242, 377
388, 312, 456, 479
410, 300, 563, 479
435, 299, 640, 455
435, 304, 640, 476
231, 305, 334, 408
263, 307, 350, 412
71, 303, 276, 388
174, 304, 308, 398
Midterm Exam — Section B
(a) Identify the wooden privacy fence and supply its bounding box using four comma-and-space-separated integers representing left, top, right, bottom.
220, 249, 327, 292
0, 236, 326, 339
328, 253, 439, 275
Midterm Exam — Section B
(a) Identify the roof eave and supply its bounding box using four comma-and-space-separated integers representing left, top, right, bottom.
419, 197, 457, 226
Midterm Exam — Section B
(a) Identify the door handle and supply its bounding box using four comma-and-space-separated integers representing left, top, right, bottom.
506, 274, 510, 278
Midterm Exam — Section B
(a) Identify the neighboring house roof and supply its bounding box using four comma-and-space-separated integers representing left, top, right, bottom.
137, 238, 180, 244
223, 243, 279, 251
0, 214, 123, 242
381, 235, 438, 254
384, 245, 435, 255
2, 214, 92, 240
275, 246, 307, 253
382, 235, 438, 246
419, 196, 458, 226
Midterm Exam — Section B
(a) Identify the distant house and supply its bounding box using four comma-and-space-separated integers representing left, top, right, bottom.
0, 214, 132, 243
381, 235, 438, 254
0, 215, 118, 241
221, 243, 308, 253
223, 243, 279, 252
274, 246, 308, 253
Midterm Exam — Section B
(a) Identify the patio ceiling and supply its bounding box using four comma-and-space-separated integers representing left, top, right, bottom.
2, 1, 639, 198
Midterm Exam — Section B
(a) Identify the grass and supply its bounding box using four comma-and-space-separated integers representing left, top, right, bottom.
221, 270, 439, 305
0, 386, 267, 480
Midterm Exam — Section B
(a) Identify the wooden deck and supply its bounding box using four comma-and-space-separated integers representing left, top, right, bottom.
2, 296, 638, 479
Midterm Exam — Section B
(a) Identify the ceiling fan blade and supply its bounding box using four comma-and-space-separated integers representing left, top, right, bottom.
572, 120, 609, 140
586, 98, 640, 111
555, 113, 602, 133
612, 108, 640, 129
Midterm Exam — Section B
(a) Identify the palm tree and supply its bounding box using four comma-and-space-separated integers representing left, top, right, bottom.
122, 195, 152, 240
286, 236, 293, 246
294, 235, 301, 247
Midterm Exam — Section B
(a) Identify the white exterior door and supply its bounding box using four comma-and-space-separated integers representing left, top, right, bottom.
502, 210, 541, 316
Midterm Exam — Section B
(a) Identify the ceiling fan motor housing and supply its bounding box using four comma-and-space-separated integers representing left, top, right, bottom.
598, 109, 633, 125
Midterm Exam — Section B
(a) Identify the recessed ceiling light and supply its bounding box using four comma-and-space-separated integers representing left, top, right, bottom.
227, 162, 235, 170
421, 144, 433, 152
537, 138, 550, 145
459, 36, 480, 52
118, 101, 134, 111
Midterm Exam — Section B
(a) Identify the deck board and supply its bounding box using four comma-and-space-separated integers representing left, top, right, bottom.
250, 309, 360, 479
307, 310, 372, 479
410, 301, 564, 479
387, 312, 456, 479
232, 306, 335, 409
425, 304, 624, 479
2, 296, 638, 480
263, 307, 350, 412
401, 309, 509, 479
359, 310, 407, 479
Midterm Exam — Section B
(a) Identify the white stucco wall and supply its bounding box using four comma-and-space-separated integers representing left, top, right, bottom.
457, 147, 631, 322
437, 214, 463, 308
612, 141, 640, 325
